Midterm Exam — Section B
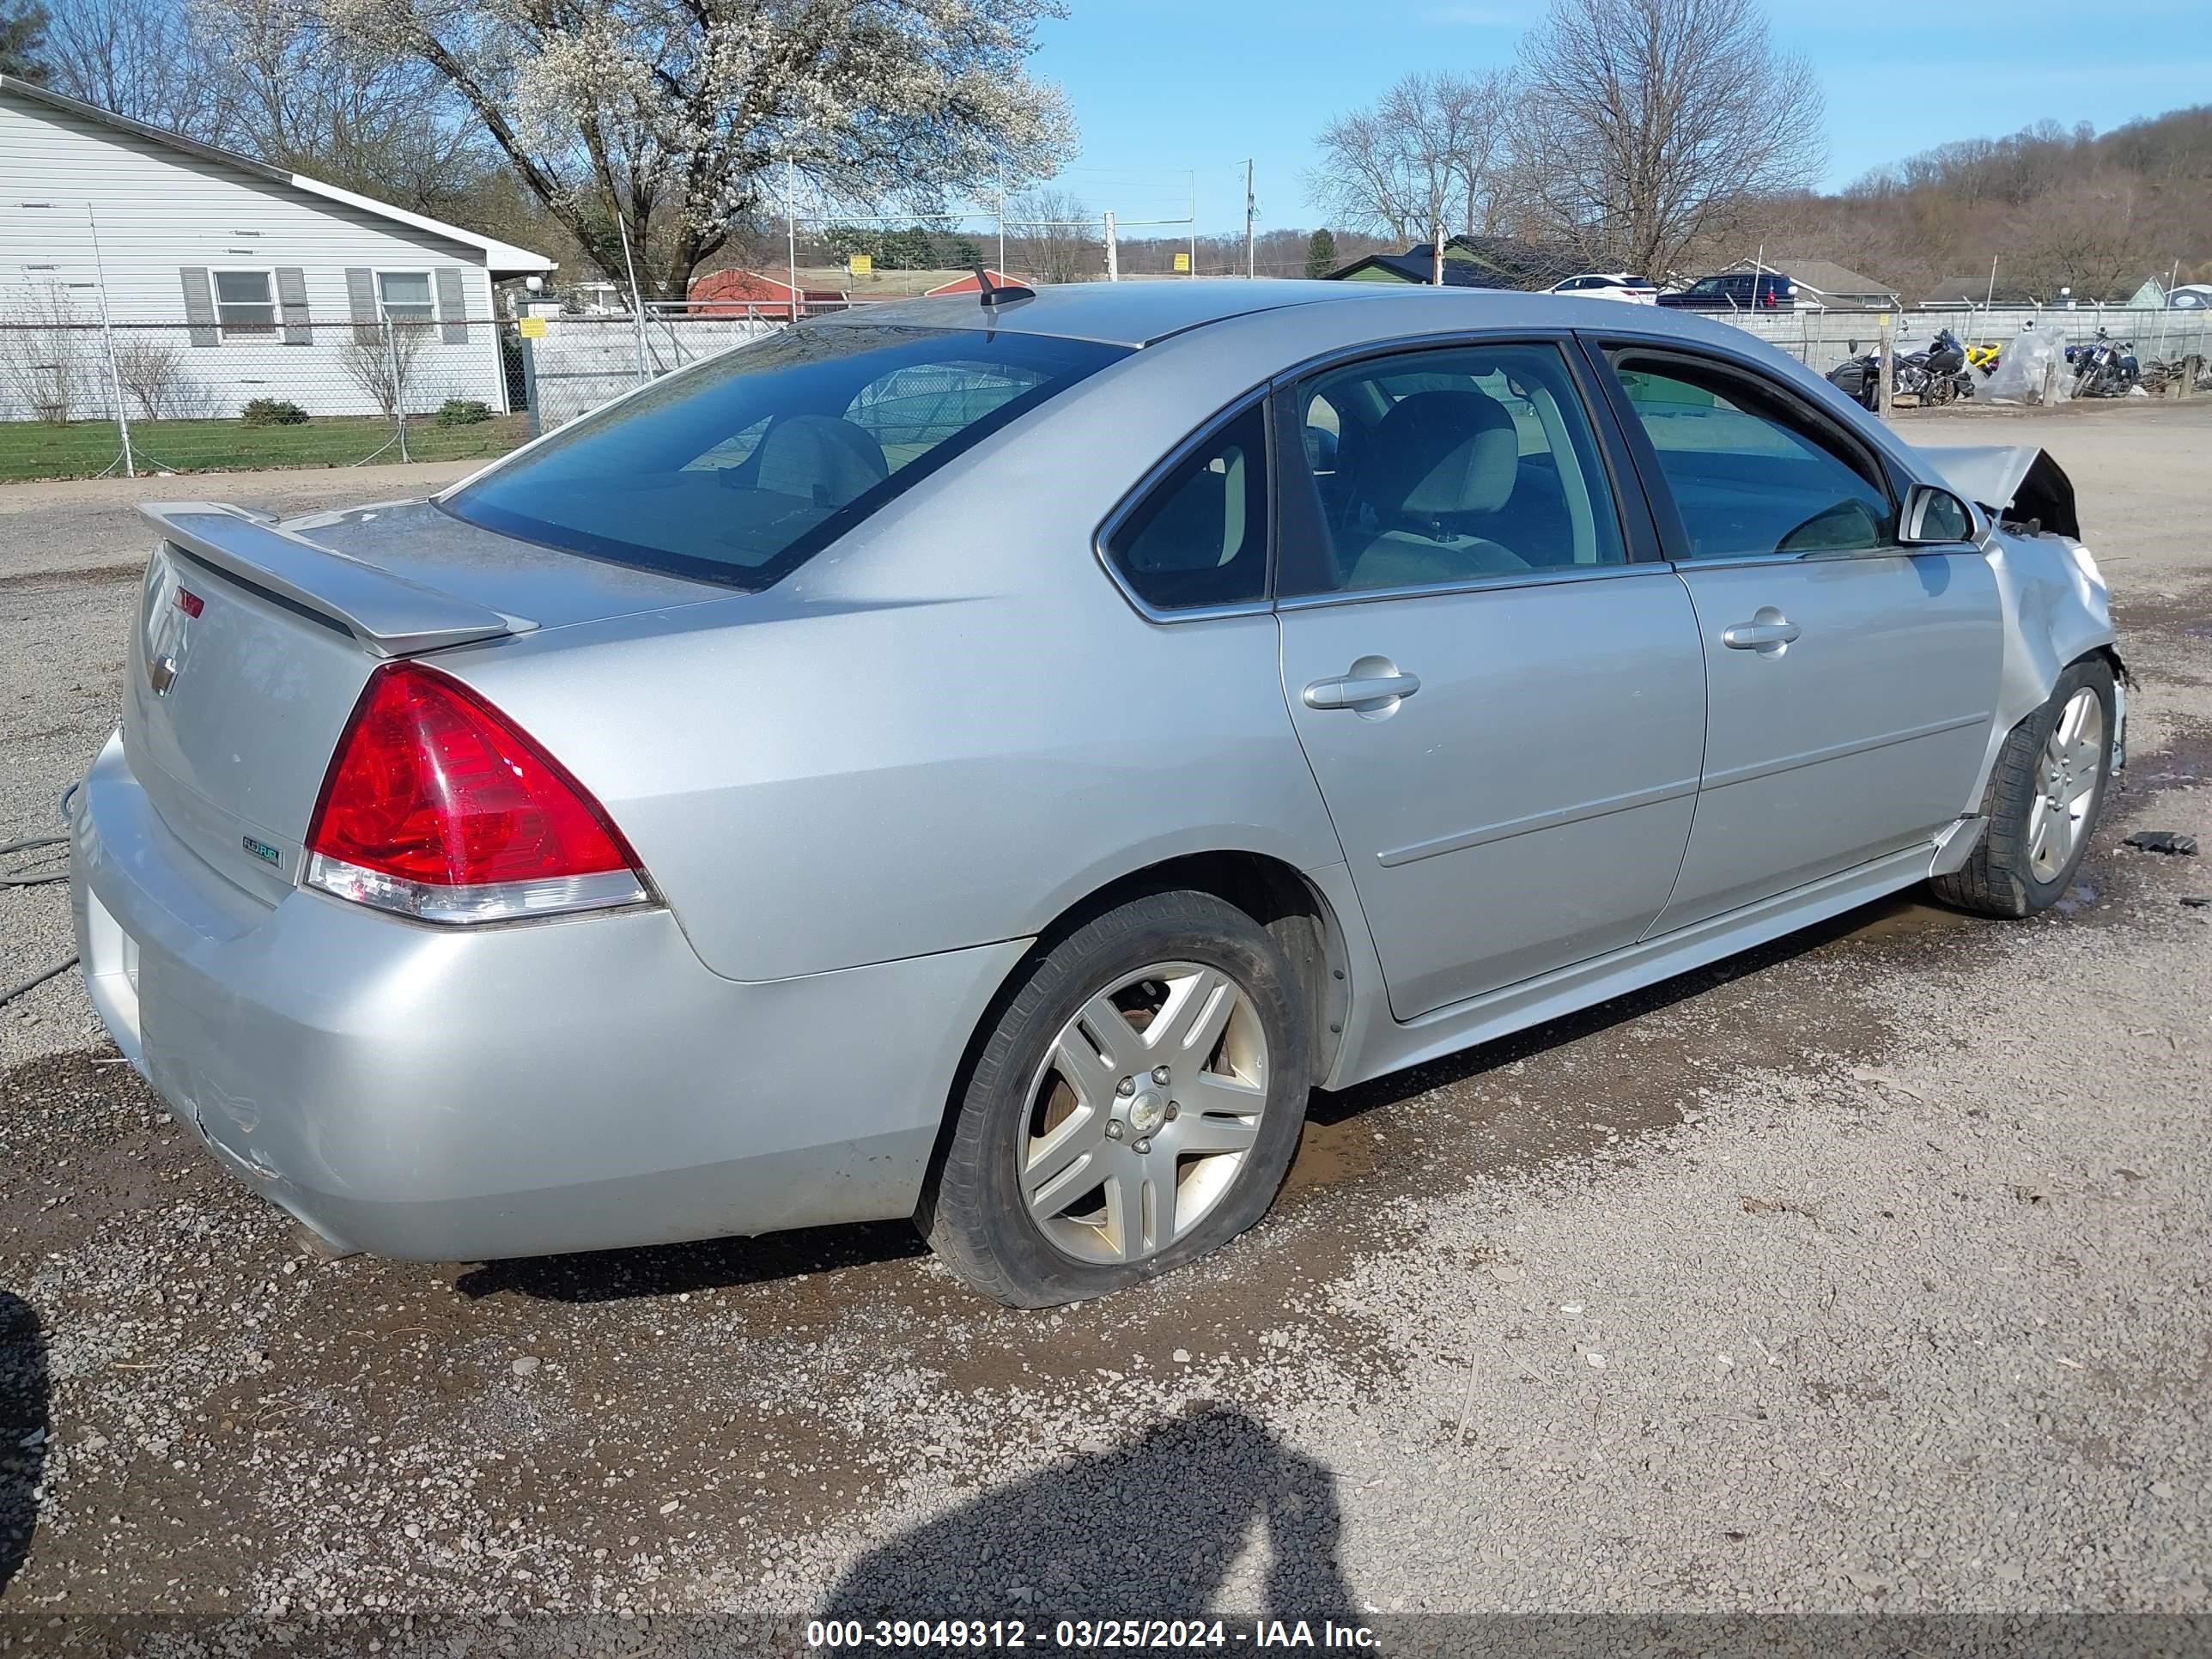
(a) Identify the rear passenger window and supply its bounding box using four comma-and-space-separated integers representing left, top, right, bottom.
1611, 356, 1896, 558
1280, 342, 1625, 597
1104, 403, 1269, 611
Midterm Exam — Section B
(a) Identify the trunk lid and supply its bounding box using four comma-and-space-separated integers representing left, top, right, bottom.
123, 501, 715, 904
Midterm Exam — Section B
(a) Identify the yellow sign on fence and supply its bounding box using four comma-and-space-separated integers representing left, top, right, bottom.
849, 253, 874, 276
1173, 251, 1191, 273
518, 314, 548, 338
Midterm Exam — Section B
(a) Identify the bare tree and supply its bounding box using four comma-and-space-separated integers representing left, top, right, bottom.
1513, 0, 1823, 278
339, 321, 429, 416
43, 0, 491, 221
2007, 174, 2156, 301
1006, 187, 1096, 285
39, 0, 239, 138
1309, 71, 1517, 280
110, 331, 207, 418
0, 283, 91, 423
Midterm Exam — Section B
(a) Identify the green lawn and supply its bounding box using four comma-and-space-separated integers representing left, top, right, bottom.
0, 413, 532, 483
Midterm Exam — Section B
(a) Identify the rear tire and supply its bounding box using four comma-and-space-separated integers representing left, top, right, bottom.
1932, 658, 2115, 919
919, 889, 1311, 1308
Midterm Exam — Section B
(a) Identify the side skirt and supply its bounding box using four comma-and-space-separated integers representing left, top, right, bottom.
1336, 843, 1936, 1090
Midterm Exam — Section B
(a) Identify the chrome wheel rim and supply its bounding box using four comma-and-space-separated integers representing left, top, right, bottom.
2028, 689, 2105, 884
1020, 961, 1269, 1267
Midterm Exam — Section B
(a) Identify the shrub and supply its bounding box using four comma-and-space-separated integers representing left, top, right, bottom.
435, 398, 491, 427
240, 398, 308, 427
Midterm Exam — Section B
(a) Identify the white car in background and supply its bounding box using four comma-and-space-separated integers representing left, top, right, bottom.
1547, 272, 1658, 303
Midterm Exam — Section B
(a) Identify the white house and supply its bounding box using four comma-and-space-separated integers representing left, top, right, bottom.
0, 75, 553, 421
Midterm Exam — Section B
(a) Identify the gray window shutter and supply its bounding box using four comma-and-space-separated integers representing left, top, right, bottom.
434, 266, 467, 344
275, 267, 311, 345
180, 268, 218, 347
345, 267, 379, 343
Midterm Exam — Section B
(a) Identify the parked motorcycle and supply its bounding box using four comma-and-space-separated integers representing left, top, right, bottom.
1826, 329, 1972, 410
2068, 329, 2140, 398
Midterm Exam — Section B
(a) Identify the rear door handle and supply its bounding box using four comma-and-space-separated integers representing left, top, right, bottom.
1304, 672, 1420, 709
1722, 617, 1802, 650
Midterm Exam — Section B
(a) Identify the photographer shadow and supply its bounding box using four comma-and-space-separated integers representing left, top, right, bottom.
1, 1292, 48, 1597
821, 1402, 1355, 1625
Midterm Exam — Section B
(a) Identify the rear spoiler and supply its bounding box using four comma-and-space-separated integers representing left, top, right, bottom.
139, 501, 532, 656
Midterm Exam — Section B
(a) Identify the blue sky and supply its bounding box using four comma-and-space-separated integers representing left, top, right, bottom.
1018, 0, 2211, 237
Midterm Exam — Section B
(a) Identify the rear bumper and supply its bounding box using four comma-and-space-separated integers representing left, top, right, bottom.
69, 732, 1027, 1261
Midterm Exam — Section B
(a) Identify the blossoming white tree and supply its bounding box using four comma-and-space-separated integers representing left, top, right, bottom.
318, 0, 1077, 298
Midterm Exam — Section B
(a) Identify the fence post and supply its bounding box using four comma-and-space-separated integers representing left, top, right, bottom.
384, 317, 410, 465
521, 331, 542, 440
1876, 314, 1894, 416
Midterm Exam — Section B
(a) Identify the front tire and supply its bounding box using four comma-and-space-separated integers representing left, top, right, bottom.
1932, 658, 2115, 919
919, 889, 1312, 1307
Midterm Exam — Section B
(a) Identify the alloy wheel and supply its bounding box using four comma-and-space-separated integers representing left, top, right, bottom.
2027, 687, 2105, 883
1019, 962, 1270, 1266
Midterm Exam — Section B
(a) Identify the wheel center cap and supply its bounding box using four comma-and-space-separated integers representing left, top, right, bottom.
1126, 1089, 1169, 1138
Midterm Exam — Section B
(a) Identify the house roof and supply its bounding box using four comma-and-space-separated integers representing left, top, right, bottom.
1722, 257, 1898, 302
0, 74, 555, 275
1328, 235, 1583, 290
1327, 251, 1510, 287
1923, 273, 2039, 306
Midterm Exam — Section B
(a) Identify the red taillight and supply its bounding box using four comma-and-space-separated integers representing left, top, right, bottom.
305, 663, 647, 922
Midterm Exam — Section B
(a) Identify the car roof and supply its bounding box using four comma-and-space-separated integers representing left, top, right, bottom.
808, 279, 1806, 358
802, 277, 1443, 348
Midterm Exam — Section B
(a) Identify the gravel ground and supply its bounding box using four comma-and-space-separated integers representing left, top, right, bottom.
1, 406, 2208, 1644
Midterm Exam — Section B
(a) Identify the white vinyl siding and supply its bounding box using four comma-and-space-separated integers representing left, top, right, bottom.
0, 88, 515, 416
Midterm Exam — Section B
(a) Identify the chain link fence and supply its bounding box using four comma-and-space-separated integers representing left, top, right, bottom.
0, 302, 534, 480
518, 307, 782, 433
1712, 302, 2212, 380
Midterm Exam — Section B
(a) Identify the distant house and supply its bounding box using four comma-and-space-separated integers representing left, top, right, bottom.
687, 269, 847, 319
1327, 234, 1582, 291
2124, 276, 2166, 309
1922, 273, 2040, 307
1719, 257, 1899, 310
0, 74, 552, 420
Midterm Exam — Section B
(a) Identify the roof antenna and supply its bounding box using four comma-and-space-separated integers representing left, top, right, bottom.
972, 264, 1035, 308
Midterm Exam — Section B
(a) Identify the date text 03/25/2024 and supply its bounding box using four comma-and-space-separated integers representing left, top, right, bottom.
805, 1620, 1380, 1649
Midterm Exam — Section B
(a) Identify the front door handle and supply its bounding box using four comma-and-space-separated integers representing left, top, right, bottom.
1721, 612, 1802, 651
1304, 671, 1421, 709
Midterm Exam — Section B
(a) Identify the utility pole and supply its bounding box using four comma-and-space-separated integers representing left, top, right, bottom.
1244, 160, 1255, 279
786, 158, 799, 323
1103, 210, 1119, 283
998, 169, 1006, 277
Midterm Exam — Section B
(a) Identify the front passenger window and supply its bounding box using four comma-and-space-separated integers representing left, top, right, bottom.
1611, 358, 1896, 558
1104, 403, 1269, 611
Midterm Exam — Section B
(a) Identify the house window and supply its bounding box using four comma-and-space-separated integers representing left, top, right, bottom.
378, 271, 435, 325
213, 270, 276, 337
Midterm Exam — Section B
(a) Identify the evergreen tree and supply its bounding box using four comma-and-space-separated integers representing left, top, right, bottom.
1305, 228, 1339, 279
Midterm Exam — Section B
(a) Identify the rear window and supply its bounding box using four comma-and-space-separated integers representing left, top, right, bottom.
445, 325, 1127, 589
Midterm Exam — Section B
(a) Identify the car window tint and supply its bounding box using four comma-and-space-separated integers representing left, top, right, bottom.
1611, 357, 1896, 559
446, 325, 1127, 590
1105, 403, 1269, 611
1281, 342, 1625, 598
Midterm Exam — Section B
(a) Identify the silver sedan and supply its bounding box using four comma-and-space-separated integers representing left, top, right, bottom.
69, 282, 2122, 1305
